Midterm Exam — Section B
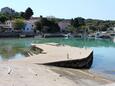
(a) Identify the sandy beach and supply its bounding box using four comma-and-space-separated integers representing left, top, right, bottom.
0, 43, 114, 86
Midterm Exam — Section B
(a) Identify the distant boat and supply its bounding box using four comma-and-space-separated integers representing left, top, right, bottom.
97, 34, 112, 39
20, 34, 26, 38
64, 33, 72, 39
88, 32, 112, 39
110, 33, 115, 37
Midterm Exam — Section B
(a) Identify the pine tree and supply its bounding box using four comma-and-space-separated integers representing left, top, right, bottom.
24, 7, 33, 20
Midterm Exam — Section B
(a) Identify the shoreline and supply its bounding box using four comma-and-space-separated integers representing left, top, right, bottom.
3, 59, 114, 86
0, 43, 114, 86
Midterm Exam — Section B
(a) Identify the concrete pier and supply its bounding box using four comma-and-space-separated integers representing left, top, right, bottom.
31, 43, 93, 69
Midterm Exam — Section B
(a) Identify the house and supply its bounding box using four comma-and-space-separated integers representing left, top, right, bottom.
23, 21, 34, 32
5, 20, 14, 31
4, 19, 38, 32
0, 20, 14, 32
0, 18, 39, 37
0, 17, 40, 33
0, 20, 34, 33
24, 17, 40, 31
23, 17, 40, 32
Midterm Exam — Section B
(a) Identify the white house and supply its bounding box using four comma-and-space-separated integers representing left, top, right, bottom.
5, 20, 34, 32
1, 17, 40, 32
4, 20, 35, 32
0, 20, 14, 32
5, 20, 14, 29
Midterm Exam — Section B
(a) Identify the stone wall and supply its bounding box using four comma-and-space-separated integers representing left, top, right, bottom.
0, 32, 35, 38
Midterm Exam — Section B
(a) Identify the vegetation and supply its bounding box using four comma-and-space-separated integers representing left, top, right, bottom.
20, 12, 25, 19
0, 14, 8, 23
13, 19, 25, 30
71, 17, 85, 28
0, 7, 21, 20
35, 17, 60, 33
23, 7, 34, 20
0, 7, 34, 20
70, 17, 85, 33
69, 17, 115, 33
35, 21, 42, 32
85, 19, 115, 32
66, 25, 76, 33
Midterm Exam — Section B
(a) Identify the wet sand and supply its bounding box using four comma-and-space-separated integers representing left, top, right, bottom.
49, 66, 114, 86
0, 60, 114, 86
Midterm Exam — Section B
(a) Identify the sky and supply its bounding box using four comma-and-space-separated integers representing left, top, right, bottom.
0, 0, 115, 20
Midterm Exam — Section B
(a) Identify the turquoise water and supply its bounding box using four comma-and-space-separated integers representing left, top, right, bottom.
0, 37, 115, 77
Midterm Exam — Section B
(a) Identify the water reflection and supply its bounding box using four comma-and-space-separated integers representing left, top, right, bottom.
0, 46, 26, 60
0, 38, 32, 60
113, 37, 115, 43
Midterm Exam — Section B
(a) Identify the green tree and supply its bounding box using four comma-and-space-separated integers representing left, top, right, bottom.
14, 12, 21, 19
66, 25, 76, 33
20, 12, 25, 18
0, 15, 8, 23
35, 21, 42, 32
13, 19, 25, 30
35, 17, 60, 33
24, 7, 33, 20
71, 17, 85, 28
42, 18, 60, 33
71, 17, 85, 33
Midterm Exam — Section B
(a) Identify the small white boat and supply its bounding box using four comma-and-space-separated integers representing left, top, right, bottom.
20, 34, 26, 38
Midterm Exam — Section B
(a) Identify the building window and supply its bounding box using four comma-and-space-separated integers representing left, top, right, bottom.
27, 28, 29, 30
